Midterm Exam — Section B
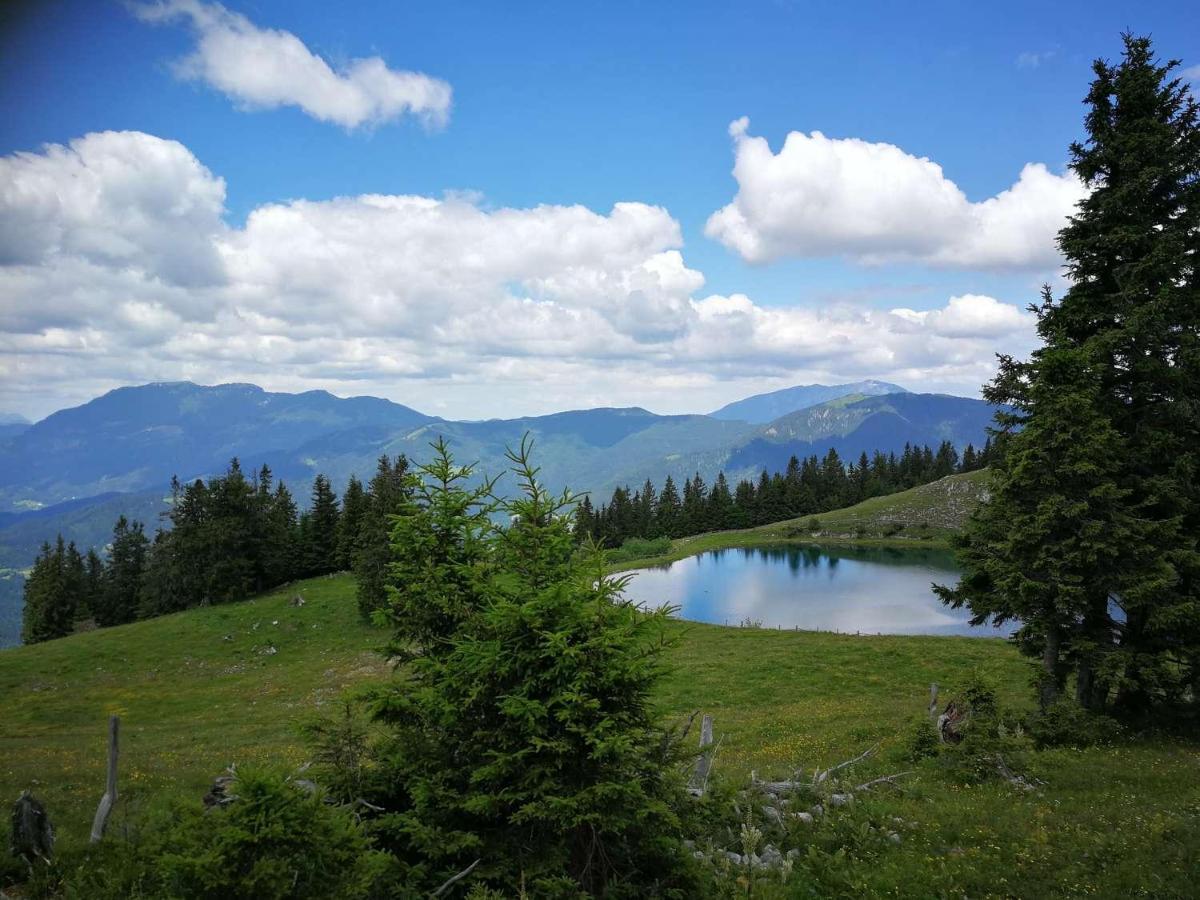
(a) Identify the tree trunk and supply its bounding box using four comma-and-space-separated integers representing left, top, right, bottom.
1039, 627, 1063, 709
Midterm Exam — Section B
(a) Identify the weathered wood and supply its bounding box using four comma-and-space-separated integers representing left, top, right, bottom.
89, 715, 119, 843
928, 683, 939, 720
688, 715, 716, 797
430, 858, 481, 897
813, 742, 879, 784
10, 791, 54, 864
855, 771, 914, 792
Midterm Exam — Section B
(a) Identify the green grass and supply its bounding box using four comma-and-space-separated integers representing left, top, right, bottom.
2, 472, 1197, 896
2, 571, 1197, 896
610, 470, 991, 571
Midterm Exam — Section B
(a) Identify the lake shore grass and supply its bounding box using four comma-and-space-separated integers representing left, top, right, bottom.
607, 470, 989, 572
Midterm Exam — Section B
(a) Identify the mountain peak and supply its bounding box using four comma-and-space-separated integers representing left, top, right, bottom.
709, 380, 908, 425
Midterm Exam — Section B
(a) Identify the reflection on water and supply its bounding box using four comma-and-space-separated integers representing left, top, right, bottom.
621, 545, 1013, 638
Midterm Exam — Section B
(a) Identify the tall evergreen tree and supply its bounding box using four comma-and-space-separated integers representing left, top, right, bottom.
943, 35, 1200, 715
336, 475, 368, 571
96, 516, 148, 627
302, 475, 340, 577
21, 537, 77, 644
355, 454, 412, 619
655, 475, 681, 537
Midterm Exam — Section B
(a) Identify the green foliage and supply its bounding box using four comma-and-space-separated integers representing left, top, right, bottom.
606, 535, 673, 563
943, 35, 1200, 719
353, 455, 412, 620
55, 769, 388, 900
365, 437, 693, 895
901, 717, 939, 761
299, 699, 375, 803
1029, 698, 1124, 749
21, 536, 87, 644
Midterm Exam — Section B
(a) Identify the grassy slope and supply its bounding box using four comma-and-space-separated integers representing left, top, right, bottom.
612, 469, 990, 571
2, 474, 1197, 895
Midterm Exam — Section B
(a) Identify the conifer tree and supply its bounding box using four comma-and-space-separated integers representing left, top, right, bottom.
21, 538, 77, 644
302, 475, 340, 577
655, 474, 681, 537
944, 35, 1200, 715
336, 475, 367, 571
355, 454, 412, 619
96, 516, 148, 627
368, 439, 688, 894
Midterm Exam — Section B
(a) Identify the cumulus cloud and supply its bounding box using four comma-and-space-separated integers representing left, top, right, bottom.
131, 0, 452, 128
0, 131, 1038, 419
705, 117, 1086, 270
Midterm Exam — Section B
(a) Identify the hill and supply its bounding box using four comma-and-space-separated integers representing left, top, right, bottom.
2, 575, 1196, 891
709, 379, 906, 423
726, 392, 996, 475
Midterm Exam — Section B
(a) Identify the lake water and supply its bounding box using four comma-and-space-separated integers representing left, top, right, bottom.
622, 545, 1014, 638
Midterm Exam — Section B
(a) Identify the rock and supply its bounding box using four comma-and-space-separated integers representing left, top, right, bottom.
793, 811, 814, 825
290, 595, 305, 607
830, 793, 853, 807
261, 645, 277, 656
888, 832, 902, 845
761, 846, 783, 867
762, 805, 784, 826
722, 851, 743, 865
786, 848, 801, 860
809, 803, 824, 817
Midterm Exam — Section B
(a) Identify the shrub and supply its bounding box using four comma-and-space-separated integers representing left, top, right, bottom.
366, 438, 696, 895
806, 517, 822, 532
606, 535, 673, 562
1029, 698, 1124, 749
58, 769, 389, 900
902, 716, 940, 761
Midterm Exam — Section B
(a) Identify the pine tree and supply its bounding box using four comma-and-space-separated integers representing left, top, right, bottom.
655, 475, 681, 537
355, 455, 413, 619
944, 35, 1200, 716
367, 439, 688, 894
96, 516, 148, 627
21, 538, 77, 643
336, 475, 368, 571
302, 475, 340, 577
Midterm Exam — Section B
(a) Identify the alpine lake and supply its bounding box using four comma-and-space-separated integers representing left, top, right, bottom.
622, 545, 1015, 638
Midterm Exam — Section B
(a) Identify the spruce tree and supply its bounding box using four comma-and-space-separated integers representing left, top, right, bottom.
655, 474, 681, 537
354, 455, 412, 619
97, 516, 148, 627
303, 475, 340, 577
944, 35, 1200, 715
335, 475, 367, 571
21, 538, 76, 643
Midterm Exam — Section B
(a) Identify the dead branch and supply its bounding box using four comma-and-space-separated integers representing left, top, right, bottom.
855, 772, 914, 792
813, 742, 879, 784
430, 858, 481, 897
993, 754, 1038, 792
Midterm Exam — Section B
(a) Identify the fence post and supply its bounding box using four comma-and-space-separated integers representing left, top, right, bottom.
90, 715, 119, 843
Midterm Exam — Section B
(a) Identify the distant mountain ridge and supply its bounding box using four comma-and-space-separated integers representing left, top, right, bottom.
0, 381, 998, 647
709, 380, 907, 424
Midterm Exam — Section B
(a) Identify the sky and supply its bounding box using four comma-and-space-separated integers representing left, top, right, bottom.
1, 0, 1198, 421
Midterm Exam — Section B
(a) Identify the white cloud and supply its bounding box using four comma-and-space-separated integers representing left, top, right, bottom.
705, 117, 1086, 270
131, 0, 452, 129
0, 131, 1038, 420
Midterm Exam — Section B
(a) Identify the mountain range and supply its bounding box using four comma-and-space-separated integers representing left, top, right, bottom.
0, 380, 998, 647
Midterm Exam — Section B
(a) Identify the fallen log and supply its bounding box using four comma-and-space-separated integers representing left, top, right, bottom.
813, 742, 879, 784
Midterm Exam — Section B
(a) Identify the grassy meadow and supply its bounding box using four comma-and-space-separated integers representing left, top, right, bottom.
2, 475, 1198, 896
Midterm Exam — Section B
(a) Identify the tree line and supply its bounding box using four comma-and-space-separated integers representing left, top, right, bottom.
576, 438, 996, 547
20, 455, 413, 644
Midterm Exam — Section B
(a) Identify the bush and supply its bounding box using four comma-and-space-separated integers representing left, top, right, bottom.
606, 535, 673, 562
1029, 698, 1124, 749
902, 716, 940, 761
59, 769, 390, 900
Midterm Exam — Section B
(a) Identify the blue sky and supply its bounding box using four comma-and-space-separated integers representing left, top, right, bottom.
1, 0, 1197, 419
